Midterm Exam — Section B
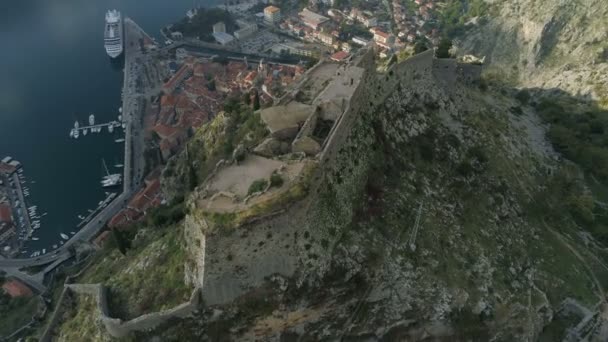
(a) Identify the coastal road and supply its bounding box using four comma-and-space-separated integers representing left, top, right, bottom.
0, 191, 132, 269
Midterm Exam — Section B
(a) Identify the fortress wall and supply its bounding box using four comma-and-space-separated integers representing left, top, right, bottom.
433, 58, 458, 86
101, 289, 200, 338
458, 63, 483, 84
41, 282, 201, 339
39, 287, 70, 342
319, 49, 436, 165
291, 108, 319, 151
277, 59, 327, 106
183, 214, 207, 289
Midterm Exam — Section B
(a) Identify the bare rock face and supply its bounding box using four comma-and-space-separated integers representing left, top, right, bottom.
183, 214, 207, 289
254, 137, 290, 157
459, 0, 608, 101
291, 136, 321, 156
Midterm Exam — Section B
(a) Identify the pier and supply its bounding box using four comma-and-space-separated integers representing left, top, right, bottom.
73, 121, 122, 133
0, 158, 36, 254
70, 120, 123, 138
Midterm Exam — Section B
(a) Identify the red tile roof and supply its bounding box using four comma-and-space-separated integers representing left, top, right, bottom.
0, 204, 11, 223
0, 163, 16, 175
153, 124, 180, 139
374, 30, 389, 39
244, 71, 258, 83
108, 211, 129, 228
176, 96, 193, 109
160, 95, 178, 107
93, 231, 112, 248
2, 280, 33, 297
330, 51, 350, 61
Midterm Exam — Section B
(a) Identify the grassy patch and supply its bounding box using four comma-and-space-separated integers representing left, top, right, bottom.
248, 179, 268, 195
203, 161, 317, 232
56, 294, 107, 341
0, 296, 38, 336
78, 227, 192, 320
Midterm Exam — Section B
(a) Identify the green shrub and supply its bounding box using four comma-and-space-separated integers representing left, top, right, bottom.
515, 89, 531, 104
436, 38, 453, 58
248, 179, 268, 195
270, 172, 284, 188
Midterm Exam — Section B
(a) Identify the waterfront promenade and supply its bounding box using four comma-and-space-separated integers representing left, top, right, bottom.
0, 18, 146, 275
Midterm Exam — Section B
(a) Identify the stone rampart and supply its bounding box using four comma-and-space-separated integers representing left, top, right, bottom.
39, 287, 70, 342
40, 283, 201, 339
100, 288, 200, 338
277, 59, 327, 106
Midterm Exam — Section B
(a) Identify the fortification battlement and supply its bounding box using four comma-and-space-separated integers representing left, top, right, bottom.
40, 283, 202, 340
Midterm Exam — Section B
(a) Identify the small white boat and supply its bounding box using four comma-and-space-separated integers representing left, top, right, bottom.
74, 121, 80, 129
114, 164, 124, 168
60, 241, 64, 245
53, 244, 58, 249
42, 249, 46, 254
119, 107, 122, 113
70, 231, 75, 235
32, 237, 39, 241
60, 233, 69, 240
108, 125, 114, 133
115, 138, 125, 143
89, 114, 95, 126
83, 128, 88, 136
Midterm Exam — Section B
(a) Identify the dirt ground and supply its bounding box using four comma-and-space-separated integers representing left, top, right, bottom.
200, 156, 307, 213
207, 155, 284, 197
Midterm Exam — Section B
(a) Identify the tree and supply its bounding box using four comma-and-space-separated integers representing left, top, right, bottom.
515, 89, 531, 104
414, 41, 428, 54
207, 79, 216, 91
270, 172, 284, 187
111, 228, 130, 256
248, 179, 268, 195
242, 92, 251, 105
188, 164, 198, 191
435, 38, 453, 58
253, 91, 261, 111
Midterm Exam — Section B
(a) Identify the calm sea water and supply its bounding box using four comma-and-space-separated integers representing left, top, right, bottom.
0, 0, 217, 253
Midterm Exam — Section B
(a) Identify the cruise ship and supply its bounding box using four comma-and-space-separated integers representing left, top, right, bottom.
104, 10, 123, 58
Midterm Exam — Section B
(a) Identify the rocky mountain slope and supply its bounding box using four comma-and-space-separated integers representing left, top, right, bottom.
458, 0, 608, 104
126, 51, 608, 340
43, 2, 608, 338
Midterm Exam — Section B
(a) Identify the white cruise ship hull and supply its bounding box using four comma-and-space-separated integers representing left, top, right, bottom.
104, 10, 124, 59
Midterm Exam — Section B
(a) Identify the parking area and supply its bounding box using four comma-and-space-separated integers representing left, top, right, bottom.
239, 29, 284, 54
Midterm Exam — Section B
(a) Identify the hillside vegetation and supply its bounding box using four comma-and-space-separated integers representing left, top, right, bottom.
78, 225, 191, 320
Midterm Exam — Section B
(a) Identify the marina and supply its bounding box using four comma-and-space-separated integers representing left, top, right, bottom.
70, 119, 124, 139
0, 0, 212, 262
0, 157, 43, 255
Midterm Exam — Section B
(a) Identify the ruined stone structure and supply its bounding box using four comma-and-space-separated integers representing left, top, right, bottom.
184, 48, 482, 305
40, 283, 202, 340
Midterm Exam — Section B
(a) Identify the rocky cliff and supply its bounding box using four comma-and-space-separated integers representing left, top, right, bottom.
141, 50, 608, 341
458, 0, 608, 104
